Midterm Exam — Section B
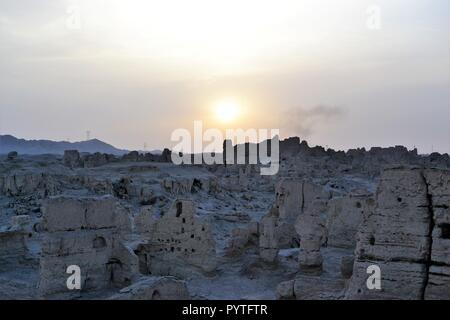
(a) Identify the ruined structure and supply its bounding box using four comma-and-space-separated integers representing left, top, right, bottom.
423, 169, 450, 299
295, 200, 327, 272
1, 137, 449, 300
38, 196, 138, 298
0, 216, 34, 272
346, 167, 450, 299
7, 151, 18, 161
63, 150, 83, 168
63, 149, 172, 169
134, 200, 217, 277
326, 194, 374, 249
259, 178, 330, 263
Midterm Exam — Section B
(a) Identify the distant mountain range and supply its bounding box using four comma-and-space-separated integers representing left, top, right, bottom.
0, 135, 129, 155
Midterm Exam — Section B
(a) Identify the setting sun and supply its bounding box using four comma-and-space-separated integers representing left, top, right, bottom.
214, 100, 240, 123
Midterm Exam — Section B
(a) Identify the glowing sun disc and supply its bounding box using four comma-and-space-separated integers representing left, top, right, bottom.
214, 101, 240, 123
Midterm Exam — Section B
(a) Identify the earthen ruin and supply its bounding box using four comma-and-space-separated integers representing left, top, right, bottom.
1, 137, 449, 299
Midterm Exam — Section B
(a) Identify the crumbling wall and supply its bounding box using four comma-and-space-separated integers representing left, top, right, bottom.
161, 176, 218, 195
295, 200, 327, 272
63, 149, 171, 169
326, 194, 374, 249
0, 221, 33, 272
346, 167, 450, 299
122, 150, 172, 163
83, 152, 116, 168
135, 200, 217, 278
134, 206, 157, 236
112, 176, 160, 205
38, 196, 138, 298
63, 150, 82, 168
423, 169, 450, 300
276, 167, 450, 300
0, 173, 58, 197
161, 177, 194, 195
259, 179, 330, 263
259, 207, 282, 263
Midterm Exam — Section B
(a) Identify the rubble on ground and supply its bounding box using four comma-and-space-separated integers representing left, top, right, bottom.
0, 137, 449, 299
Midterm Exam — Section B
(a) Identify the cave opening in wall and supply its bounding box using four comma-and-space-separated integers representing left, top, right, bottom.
93, 236, 107, 249
441, 223, 450, 239
192, 179, 202, 192
176, 202, 183, 217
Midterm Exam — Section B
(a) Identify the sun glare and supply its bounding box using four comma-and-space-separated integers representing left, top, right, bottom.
214, 100, 240, 123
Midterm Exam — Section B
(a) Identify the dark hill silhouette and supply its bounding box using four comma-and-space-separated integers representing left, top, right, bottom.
0, 135, 128, 155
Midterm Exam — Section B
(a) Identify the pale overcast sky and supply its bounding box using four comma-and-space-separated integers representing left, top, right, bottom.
0, 0, 449, 152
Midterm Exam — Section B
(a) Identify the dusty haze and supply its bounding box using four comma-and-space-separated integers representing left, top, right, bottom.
0, 0, 449, 153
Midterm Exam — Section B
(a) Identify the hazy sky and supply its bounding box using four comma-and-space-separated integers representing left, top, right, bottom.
1, 0, 449, 152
